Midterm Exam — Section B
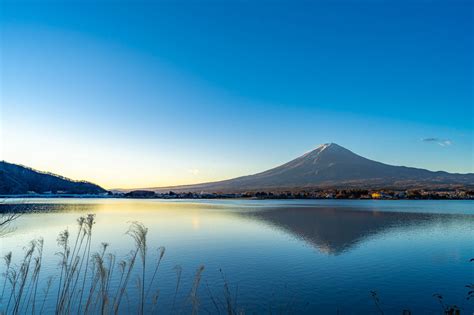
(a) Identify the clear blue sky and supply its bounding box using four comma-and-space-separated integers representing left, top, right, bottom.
1, 0, 472, 188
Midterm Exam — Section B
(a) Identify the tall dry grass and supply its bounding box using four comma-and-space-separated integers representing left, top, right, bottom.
0, 214, 209, 315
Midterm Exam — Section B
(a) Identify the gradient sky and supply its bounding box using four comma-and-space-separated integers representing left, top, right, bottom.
1, 0, 473, 189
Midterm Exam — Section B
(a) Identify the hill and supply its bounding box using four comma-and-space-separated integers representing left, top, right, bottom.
0, 161, 107, 195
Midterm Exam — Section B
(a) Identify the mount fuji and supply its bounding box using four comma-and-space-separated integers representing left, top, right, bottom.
146, 143, 474, 192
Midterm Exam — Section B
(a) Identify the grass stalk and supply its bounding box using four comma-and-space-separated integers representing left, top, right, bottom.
12, 240, 36, 314
172, 264, 182, 313
1, 252, 12, 301
146, 246, 165, 299
127, 222, 148, 315
39, 276, 54, 315
190, 265, 205, 315
76, 214, 95, 314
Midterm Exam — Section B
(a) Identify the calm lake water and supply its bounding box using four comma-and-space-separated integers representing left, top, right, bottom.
0, 198, 473, 314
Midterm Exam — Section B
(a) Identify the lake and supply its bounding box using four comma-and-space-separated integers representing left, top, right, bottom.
0, 198, 473, 314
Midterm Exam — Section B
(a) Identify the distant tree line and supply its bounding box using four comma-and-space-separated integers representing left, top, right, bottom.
118, 189, 474, 200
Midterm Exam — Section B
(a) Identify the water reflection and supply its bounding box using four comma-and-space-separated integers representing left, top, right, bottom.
2, 201, 472, 257
243, 206, 471, 255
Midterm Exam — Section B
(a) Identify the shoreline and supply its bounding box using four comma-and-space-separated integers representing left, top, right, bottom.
1, 194, 473, 200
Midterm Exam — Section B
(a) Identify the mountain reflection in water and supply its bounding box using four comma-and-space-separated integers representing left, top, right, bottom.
242, 206, 468, 255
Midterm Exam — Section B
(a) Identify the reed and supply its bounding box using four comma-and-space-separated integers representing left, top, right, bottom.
24, 238, 44, 314
126, 221, 148, 315
220, 268, 237, 315
59, 216, 85, 312
39, 276, 53, 315
370, 290, 384, 315
12, 240, 36, 314
190, 265, 205, 315
146, 246, 165, 299
172, 264, 182, 313
76, 214, 95, 314
5, 266, 18, 313
1, 251, 12, 301
113, 248, 138, 313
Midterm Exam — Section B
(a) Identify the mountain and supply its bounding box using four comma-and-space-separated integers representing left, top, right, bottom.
147, 143, 474, 192
0, 161, 107, 195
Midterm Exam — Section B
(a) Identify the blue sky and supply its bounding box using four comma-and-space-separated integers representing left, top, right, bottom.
1, 0, 472, 188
